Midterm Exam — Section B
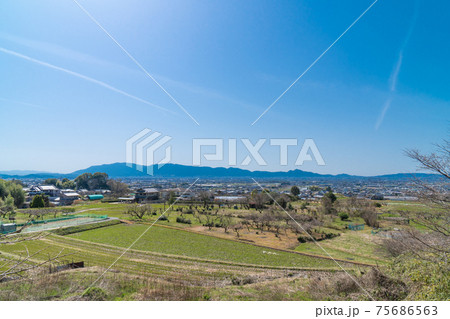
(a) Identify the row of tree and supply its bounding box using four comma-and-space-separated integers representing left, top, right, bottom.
45, 173, 110, 191
44, 173, 130, 196
43, 178, 76, 189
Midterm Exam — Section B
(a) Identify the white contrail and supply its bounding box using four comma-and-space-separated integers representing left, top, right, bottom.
389, 52, 403, 92
375, 53, 403, 130
375, 96, 393, 130
0, 47, 174, 114
0, 97, 46, 109
72, 0, 200, 126
252, 0, 380, 126
375, 0, 419, 130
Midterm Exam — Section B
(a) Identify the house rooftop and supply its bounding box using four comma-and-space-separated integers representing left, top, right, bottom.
140, 188, 159, 193
62, 192, 80, 197
38, 185, 59, 191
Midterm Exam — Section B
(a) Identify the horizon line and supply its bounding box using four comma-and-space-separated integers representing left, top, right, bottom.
0, 161, 433, 178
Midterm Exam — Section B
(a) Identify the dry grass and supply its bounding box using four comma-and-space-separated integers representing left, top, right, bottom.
307, 268, 408, 301
189, 225, 301, 250
0, 265, 355, 301
209, 272, 335, 301
0, 267, 207, 301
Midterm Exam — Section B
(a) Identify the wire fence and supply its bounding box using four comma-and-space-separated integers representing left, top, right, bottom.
1, 214, 108, 234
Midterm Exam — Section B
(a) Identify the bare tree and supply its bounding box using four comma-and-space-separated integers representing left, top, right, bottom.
126, 204, 151, 220
0, 220, 75, 282
0, 246, 74, 282
252, 192, 268, 213
377, 140, 450, 300
361, 209, 379, 228
389, 141, 450, 259
219, 214, 232, 233
203, 213, 216, 230
198, 191, 212, 208
107, 180, 130, 197
289, 213, 322, 235
232, 223, 243, 238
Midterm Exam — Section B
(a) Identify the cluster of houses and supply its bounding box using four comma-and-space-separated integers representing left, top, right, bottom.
21, 179, 422, 208
22, 185, 196, 207
23, 185, 107, 207
132, 187, 195, 203
286, 187, 328, 200
131, 188, 247, 204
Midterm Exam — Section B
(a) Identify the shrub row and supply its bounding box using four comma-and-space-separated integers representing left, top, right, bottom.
297, 230, 340, 243
176, 216, 192, 224
52, 219, 121, 236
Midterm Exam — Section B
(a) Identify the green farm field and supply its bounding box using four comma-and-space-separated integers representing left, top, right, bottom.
295, 228, 389, 265
0, 220, 364, 297
67, 223, 346, 269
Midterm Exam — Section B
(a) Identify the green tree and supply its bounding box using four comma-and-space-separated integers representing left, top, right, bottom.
321, 196, 337, 215
75, 172, 109, 190
75, 173, 93, 189
8, 183, 25, 208
290, 185, 300, 197
0, 180, 9, 199
324, 191, 337, 203
30, 195, 45, 208
0, 195, 15, 218
62, 179, 76, 189
276, 194, 289, 209
89, 173, 109, 189
0, 179, 25, 208
44, 178, 60, 187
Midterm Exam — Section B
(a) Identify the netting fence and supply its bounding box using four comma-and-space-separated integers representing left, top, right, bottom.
1, 214, 108, 234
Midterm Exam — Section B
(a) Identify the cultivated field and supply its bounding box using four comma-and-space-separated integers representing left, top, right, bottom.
2, 199, 430, 301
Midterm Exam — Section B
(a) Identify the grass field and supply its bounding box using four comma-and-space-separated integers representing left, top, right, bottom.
0, 224, 362, 298
67, 223, 345, 269
1, 200, 412, 301
295, 228, 389, 265
381, 200, 441, 214
6, 201, 394, 268
0, 218, 363, 287
1, 234, 291, 285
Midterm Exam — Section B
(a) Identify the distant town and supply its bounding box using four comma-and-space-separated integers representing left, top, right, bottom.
14, 173, 446, 208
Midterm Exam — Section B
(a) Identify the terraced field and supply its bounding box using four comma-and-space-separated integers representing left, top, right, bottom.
0, 223, 361, 286
67, 224, 347, 268
295, 229, 390, 265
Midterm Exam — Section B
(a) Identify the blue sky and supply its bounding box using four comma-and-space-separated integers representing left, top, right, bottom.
0, 0, 449, 176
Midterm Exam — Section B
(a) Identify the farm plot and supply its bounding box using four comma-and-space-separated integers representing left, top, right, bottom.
67, 224, 346, 269
0, 233, 352, 288
295, 229, 389, 265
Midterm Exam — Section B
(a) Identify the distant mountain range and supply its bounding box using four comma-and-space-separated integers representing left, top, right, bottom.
0, 162, 441, 181
0, 170, 51, 176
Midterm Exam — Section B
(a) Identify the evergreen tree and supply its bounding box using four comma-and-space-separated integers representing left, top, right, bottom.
290, 185, 300, 196
30, 195, 46, 208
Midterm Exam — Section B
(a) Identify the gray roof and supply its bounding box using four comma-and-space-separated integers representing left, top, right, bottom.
38, 185, 59, 191
62, 192, 80, 197
140, 188, 159, 193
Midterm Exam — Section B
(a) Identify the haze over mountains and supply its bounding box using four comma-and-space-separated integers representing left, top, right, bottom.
0, 162, 439, 181
0, 170, 51, 176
